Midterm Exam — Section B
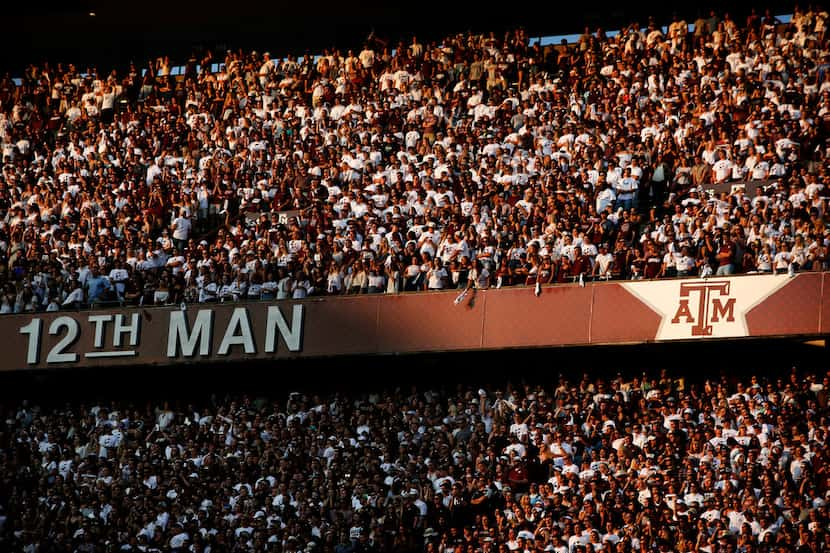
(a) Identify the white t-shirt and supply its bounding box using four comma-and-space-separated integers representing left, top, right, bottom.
773, 251, 791, 270
713, 159, 733, 182
368, 274, 385, 289
509, 422, 529, 441
427, 267, 447, 289
172, 216, 191, 241
109, 268, 129, 292
101, 92, 116, 110
595, 252, 614, 275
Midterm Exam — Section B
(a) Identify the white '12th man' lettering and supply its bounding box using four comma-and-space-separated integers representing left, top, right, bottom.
166, 305, 304, 358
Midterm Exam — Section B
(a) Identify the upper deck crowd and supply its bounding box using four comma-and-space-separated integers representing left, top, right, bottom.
0, 7, 829, 311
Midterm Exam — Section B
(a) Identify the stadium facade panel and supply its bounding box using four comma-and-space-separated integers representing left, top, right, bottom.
1, 273, 826, 371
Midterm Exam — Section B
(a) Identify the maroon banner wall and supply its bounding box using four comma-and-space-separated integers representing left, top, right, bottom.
0, 273, 826, 372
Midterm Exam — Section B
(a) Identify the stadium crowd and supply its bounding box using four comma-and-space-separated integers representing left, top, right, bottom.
1, 8, 830, 311
0, 366, 827, 552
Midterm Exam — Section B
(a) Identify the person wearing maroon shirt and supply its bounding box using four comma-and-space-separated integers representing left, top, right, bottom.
495, 258, 513, 288
629, 245, 647, 279
613, 238, 632, 280
506, 458, 530, 494
570, 246, 593, 280
617, 211, 636, 245
715, 231, 735, 275
537, 255, 554, 284
643, 241, 662, 279
557, 256, 573, 283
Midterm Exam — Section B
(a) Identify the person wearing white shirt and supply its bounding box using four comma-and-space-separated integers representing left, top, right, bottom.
199, 276, 218, 303
581, 237, 598, 259
426, 259, 448, 290
108, 262, 129, 299
292, 273, 310, 299
773, 244, 792, 274
712, 151, 734, 183
547, 437, 573, 469
615, 168, 638, 210
596, 182, 616, 214
675, 246, 696, 276
750, 158, 770, 180
593, 244, 614, 279
100, 85, 116, 122
509, 411, 529, 441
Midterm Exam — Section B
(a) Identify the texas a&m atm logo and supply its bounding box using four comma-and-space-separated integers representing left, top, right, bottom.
622, 275, 791, 341
671, 281, 735, 336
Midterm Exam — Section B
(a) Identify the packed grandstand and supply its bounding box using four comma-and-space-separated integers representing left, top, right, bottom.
0, 7, 828, 312
0, 6, 830, 553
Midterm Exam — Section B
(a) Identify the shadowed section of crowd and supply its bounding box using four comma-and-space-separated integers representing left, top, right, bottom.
0, 367, 827, 552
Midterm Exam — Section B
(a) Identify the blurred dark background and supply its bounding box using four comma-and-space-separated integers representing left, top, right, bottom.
2, 0, 799, 76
